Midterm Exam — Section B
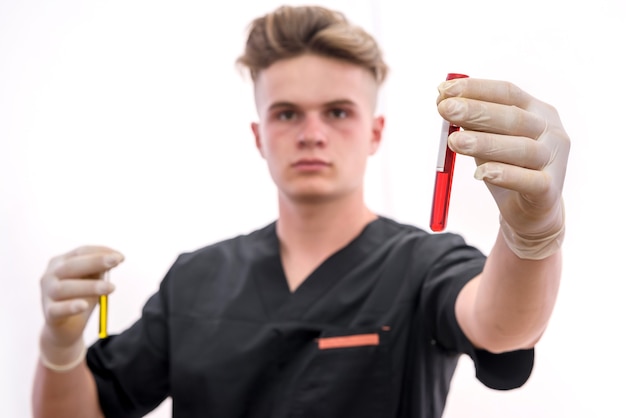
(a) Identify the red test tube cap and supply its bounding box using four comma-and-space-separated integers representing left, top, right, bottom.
446, 73, 469, 80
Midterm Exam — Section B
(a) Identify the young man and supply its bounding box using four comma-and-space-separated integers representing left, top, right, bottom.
32, 5, 569, 418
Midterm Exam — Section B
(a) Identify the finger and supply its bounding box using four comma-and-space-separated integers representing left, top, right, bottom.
54, 245, 120, 260
45, 278, 115, 302
438, 97, 547, 139
53, 252, 124, 278
45, 299, 91, 320
449, 130, 552, 170
437, 77, 563, 128
474, 161, 551, 196
437, 78, 535, 109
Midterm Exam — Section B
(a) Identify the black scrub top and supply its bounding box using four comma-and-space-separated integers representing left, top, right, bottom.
87, 216, 534, 418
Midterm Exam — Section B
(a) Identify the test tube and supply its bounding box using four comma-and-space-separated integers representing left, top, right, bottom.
430, 73, 469, 232
98, 270, 110, 339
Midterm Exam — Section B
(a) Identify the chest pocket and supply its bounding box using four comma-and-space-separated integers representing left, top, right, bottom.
288, 326, 393, 418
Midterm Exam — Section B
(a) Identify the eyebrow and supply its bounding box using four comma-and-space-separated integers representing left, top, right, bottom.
267, 99, 357, 112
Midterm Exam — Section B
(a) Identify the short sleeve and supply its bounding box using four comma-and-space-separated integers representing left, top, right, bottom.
86, 282, 171, 417
422, 233, 535, 390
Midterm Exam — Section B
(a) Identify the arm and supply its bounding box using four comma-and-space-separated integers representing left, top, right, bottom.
455, 232, 561, 353
32, 246, 124, 418
33, 356, 103, 418
437, 78, 570, 353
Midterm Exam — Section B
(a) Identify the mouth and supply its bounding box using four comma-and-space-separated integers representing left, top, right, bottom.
291, 158, 331, 171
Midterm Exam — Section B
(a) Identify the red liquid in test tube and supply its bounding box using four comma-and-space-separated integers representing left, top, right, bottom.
430, 73, 469, 232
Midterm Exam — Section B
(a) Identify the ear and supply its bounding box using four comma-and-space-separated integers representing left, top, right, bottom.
251, 122, 265, 158
369, 115, 385, 155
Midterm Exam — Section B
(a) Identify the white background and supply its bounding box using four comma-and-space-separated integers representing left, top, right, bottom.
2, 0, 624, 417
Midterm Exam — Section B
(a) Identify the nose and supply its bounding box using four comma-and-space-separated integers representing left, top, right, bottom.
297, 114, 327, 148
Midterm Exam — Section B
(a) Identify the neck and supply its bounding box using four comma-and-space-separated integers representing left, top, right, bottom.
275, 188, 377, 291
276, 189, 377, 257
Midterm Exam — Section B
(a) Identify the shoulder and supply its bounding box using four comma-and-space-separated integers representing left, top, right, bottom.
374, 216, 475, 256
155, 222, 278, 310
154, 222, 277, 292
172, 221, 277, 269
370, 217, 486, 297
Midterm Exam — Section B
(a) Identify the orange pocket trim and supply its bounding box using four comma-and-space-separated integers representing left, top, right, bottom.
317, 333, 380, 350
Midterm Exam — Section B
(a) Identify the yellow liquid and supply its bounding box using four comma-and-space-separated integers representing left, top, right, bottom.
98, 294, 108, 339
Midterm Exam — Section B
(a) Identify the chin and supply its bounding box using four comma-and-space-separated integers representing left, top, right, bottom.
276, 177, 361, 205
280, 186, 340, 205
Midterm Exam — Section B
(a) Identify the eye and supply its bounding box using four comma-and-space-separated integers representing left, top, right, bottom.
277, 110, 297, 121
328, 108, 348, 119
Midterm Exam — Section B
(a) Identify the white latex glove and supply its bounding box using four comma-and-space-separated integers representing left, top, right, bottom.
437, 78, 570, 259
39, 246, 123, 371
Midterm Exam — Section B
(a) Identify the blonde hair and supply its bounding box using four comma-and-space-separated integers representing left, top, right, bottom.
236, 5, 388, 85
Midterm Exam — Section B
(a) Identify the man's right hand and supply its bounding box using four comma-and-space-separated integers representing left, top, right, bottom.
39, 245, 123, 369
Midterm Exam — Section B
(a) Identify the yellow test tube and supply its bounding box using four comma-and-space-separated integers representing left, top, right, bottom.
98, 270, 110, 339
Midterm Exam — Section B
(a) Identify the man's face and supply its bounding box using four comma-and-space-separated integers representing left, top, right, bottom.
251, 54, 384, 204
